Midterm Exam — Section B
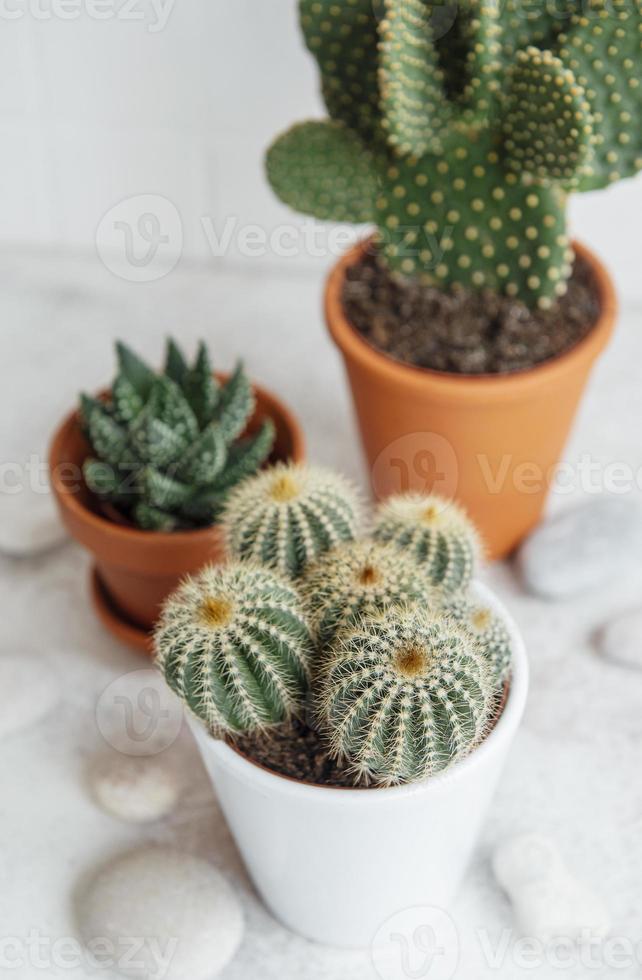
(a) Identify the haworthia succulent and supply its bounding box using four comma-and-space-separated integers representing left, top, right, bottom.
79, 339, 276, 531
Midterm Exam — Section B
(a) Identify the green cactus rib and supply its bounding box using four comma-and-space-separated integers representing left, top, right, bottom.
301, 540, 433, 647
373, 493, 481, 594
79, 339, 275, 532
267, 0, 642, 308
155, 563, 313, 737
316, 606, 493, 785
222, 463, 361, 580
440, 591, 513, 690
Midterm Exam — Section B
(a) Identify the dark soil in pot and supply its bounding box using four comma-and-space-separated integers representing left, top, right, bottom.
342, 247, 600, 375
231, 687, 509, 789
231, 720, 359, 788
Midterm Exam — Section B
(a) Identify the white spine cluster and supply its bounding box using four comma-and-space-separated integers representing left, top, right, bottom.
221, 463, 361, 579
316, 605, 493, 786
155, 562, 312, 737
441, 591, 513, 690
301, 540, 433, 646
373, 493, 481, 593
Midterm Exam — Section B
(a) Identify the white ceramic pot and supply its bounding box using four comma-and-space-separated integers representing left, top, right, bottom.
189, 582, 528, 948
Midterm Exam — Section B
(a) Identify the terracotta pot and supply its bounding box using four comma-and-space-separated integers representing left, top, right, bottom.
325, 239, 617, 559
49, 377, 305, 650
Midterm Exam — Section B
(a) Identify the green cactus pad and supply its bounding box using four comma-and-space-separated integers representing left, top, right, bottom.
299, 0, 381, 143
267, 0, 642, 309
372, 130, 570, 307
317, 606, 493, 785
459, 0, 504, 116
379, 0, 447, 156
222, 463, 361, 580
558, 0, 642, 191
373, 493, 481, 593
266, 121, 378, 224
155, 563, 313, 737
503, 47, 595, 186
301, 540, 432, 647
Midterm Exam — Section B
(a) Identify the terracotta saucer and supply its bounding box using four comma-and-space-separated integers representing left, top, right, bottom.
90, 568, 154, 657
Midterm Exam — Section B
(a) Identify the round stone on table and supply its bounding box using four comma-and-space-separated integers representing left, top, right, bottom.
599, 606, 642, 671
0, 490, 67, 557
518, 498, 642, 599
89, 754, 181, 823
78, 847, 244, 980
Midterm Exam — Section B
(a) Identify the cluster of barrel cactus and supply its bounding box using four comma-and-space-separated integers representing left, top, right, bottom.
266, 0, 642, 309
80, 339, 275, 531
156, 463, 515, 786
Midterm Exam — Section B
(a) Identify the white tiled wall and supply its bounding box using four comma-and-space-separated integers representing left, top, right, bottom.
2, 0, 641, 303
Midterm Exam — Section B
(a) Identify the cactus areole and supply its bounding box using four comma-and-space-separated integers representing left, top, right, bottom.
267, 0, 640, 312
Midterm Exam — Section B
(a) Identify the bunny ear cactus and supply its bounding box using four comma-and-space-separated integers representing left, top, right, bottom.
80, 339, 275, 531
155, 563, 313, 737
221, 463, 362, 579
301, 540, 433, 647
373, 494, 481, 593
316, 605, 492, 785
267, 0, 642, 309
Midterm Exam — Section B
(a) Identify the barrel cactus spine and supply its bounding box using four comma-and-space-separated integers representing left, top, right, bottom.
441, 592, 513, 690
155, 562, 313, 737
373, 493, 481, 593
221, 463, 362, 579
316, 606, 493, 786
301, 540, 433, 648
267, 0, 642, 309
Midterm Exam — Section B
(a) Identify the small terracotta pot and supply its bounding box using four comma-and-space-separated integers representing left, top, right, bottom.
50, 378, 305, 651
326, 239, 617, 559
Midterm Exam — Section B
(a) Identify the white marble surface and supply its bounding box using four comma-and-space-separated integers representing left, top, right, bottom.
2, 247, 642, 980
